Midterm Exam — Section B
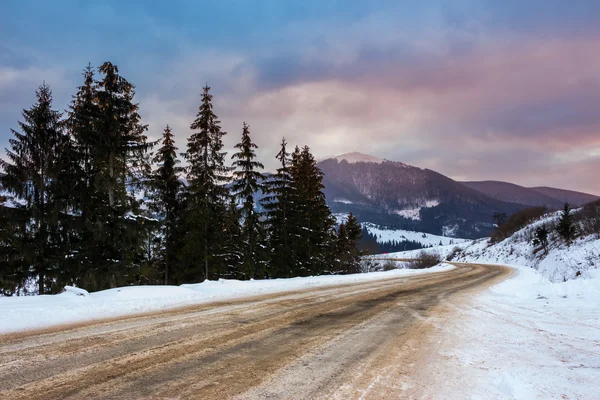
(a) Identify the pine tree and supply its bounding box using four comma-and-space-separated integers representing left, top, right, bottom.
345, 213, 363, 272
289, 145, 336, 276
0, 194, 29, 295
149, 126, 182, 284
336, 213, 363, 274
262, 138, 296, 277
231, 122, 265, 279
71, 62, 150, 290
221, 197, 244, 279
181, 84, 231, 281
0, 84, 67, 294
556, 203, 577, 243
65, 65, 99, 283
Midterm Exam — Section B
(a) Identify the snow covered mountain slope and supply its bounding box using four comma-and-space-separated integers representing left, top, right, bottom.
381, 208, 599, 283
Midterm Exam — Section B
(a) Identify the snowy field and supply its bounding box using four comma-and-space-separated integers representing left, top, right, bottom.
0, 265, 453, 334
424, 264, 600, 399
362, 222, 469, 247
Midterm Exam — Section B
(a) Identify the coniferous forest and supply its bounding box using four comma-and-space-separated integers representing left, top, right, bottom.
0, 62, 363, 295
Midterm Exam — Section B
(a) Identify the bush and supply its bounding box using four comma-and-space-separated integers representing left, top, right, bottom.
446, 246, 462, 262
381, 260, 398, 271
491, 206, 547, 243
576, 200, 600, 238
408, 251, 441, 269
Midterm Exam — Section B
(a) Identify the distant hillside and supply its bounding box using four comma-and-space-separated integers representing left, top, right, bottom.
461, 181, 564, 209
529, 186, 599, 207
462, 180, 599, 209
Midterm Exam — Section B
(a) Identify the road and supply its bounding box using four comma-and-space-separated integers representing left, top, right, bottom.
0, 263, 511, 399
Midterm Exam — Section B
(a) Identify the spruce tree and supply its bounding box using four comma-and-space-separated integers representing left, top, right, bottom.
289, 145, 336, 276
221, 197, 244, 279
231, 122, 265, 279
73, 62, 150, 290
262, 138, 296, 277
345, 213, 363, 272
0, 84, 67, 294
181, 84, 231, 281
149, 125, 182, 284
556, 203, 577, 243
335, 213, 363, 274
0, 194, 29, 295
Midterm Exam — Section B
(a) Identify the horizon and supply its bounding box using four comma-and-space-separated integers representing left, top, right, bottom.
1, 1, 600, 194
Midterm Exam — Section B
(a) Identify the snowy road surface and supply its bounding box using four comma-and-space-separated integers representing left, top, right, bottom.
0, 263, 509, 399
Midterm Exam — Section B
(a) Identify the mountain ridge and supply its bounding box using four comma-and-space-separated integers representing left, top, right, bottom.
317, 152, 599, 239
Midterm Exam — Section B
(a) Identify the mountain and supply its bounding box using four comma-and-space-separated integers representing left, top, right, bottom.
460, 181, 565, 209
528, 187, 599, 207
318, 153, 525, 239
461, 181, 599, 208
319, 152, 387, 164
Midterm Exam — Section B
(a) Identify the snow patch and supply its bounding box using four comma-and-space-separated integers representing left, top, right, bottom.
393, 199, 440, 221
334, 198, 353, 204
63, 286, 89, 297
0, 265, 454, 334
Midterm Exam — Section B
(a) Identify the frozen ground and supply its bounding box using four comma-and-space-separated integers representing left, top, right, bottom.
0, 264, 453, 334
416, 264, 600, 399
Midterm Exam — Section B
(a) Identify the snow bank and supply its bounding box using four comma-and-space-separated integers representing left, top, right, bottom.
430, 263, 600, 399
0, 265, 453, 334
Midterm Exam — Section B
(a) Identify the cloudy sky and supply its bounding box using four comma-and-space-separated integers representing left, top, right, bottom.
1, 0, 599, 194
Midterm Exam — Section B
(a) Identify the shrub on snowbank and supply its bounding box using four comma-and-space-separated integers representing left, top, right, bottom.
491, 206, 547, 244
408, 251, 441, 269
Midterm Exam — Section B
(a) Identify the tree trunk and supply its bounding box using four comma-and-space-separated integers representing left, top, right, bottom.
204, 230, 209, 281
165, 221, 169, 285
108, 152, 115, 207
38, 271, 44, 295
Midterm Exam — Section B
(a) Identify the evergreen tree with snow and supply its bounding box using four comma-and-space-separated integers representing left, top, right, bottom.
0, 84, 68, 294
149, 125, 182, 284
71, 62, 151, 290
556, 203, 577, 244
180, 84, 231, 281
336, 213, 363, 274
231, 122, 266, 279
221, 196, 244, 279
262, 137, 296, 277
0, 192, 30, 295
289, 145, 336, 276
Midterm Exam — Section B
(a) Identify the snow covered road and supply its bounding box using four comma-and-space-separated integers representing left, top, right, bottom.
0, 263, 508, 399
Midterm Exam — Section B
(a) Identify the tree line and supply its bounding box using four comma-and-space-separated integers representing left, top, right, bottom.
0, 62, 363, 295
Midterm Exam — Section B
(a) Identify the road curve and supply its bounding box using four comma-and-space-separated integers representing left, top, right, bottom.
0, 263, 511, 399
